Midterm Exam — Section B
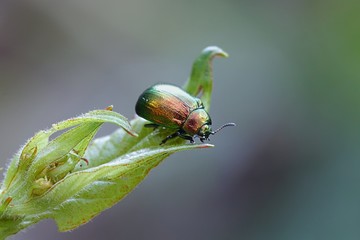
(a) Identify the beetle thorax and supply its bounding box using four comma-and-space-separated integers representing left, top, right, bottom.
182, 109, 212, 136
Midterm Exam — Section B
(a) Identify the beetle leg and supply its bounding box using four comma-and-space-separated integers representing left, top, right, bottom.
178, 133, 195, 143
160, 131, 181, 145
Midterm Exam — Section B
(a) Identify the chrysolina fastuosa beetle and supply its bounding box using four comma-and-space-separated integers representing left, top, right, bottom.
135, 83, 235, 144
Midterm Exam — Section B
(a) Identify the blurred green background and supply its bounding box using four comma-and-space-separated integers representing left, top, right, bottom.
1, 0, 360, 239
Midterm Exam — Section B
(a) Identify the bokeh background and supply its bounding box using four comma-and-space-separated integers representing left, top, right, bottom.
1, 0, 360, 239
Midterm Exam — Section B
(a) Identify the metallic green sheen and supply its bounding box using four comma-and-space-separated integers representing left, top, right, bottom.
135, 84, 211, 135
183, 109, 211, 135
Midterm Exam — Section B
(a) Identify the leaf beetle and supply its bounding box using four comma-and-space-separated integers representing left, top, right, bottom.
135, 83, 235, 144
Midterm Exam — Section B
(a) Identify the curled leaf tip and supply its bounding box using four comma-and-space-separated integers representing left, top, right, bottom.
202, 46, 229, 58
183, 45, 228, 111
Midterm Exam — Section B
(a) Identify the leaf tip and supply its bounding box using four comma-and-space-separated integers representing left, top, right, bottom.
195, 143, 214, 149
202, 46, 229, 58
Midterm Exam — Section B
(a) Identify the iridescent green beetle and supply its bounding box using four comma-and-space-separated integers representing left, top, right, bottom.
135, 83, 235, 144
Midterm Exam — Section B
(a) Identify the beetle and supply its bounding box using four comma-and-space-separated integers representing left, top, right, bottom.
135, 83, 235, 144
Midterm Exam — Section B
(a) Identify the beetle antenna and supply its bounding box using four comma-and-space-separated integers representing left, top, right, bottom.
211, 123, 236, 135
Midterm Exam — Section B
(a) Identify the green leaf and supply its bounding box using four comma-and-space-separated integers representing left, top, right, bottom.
183, 46, 228, 112
0, 46, 227, 239
51, 140, 212, 231
5, 116, 212, 232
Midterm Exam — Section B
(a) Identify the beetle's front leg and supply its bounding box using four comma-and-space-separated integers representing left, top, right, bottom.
178, 133, 194, 143
160, 131, 181, 145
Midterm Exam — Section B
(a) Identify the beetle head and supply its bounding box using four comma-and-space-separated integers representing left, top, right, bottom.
197, 122, 235, 140
198, 124, 212, 140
